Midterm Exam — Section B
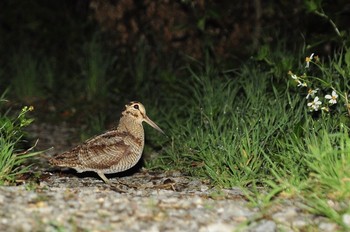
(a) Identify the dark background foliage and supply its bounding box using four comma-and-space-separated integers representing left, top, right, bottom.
0, 0, 349, 122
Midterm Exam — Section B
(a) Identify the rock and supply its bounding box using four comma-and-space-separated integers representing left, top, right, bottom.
248, 220, 276, 232
318, 222, 338, 232
273, 207, 298, 224
199, 222, 235, 232
343, 214, 350, 227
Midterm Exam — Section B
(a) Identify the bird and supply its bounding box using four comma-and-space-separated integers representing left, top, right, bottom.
49, 101, 164, 184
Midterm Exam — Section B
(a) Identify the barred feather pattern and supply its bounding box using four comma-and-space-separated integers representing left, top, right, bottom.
49, 102, 154, 176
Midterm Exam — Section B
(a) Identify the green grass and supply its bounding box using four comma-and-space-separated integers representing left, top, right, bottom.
9, 53, 61, 104
1, 1, 349, 229
0, 94, 41, 185
0, 136, 40, 185
81, 36, 117, 102
11, 53, 43, 103
4, 28, 350, 229
144, 47, 350, 229
2, 32, 350, 232
150, 55, 305, 184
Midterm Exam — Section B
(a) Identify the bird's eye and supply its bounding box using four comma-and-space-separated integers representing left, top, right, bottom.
133, 104, 139, 110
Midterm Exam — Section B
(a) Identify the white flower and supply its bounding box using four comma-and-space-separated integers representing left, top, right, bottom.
291, 73, 298, 80
306, 88, 319, 99
289, 71, 306, 87
305, 53, 315, 68
297, 80, 307, 87
307, 96, 322, 111
321, 106, 329, 112
325, 90, 338, 104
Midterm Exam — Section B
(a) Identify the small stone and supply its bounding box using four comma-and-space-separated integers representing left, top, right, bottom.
217, 207, 225, 213
200, 185, 209, 192
319, 222, 337, 232
292, 218, 308, 228
249, 220, 276, 232
343, 214, 350, 227
193, 197, 203, 205
199, 222, 235, 232
1, 218, 8, 224
277, 224, 293, 232
223, 187, 244, 196
273, 207, 298, 224
170, 170, 182, 177
142, 225, 160, 232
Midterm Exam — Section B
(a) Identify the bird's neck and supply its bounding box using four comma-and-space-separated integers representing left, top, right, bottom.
117, 115, 144, 138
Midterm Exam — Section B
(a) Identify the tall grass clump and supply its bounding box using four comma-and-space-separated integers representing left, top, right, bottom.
150, 47, 350, 228
282, 48, 350, 228
0, 93, 40, 185
10, 53, 58, 103
11, 53, 43, 103
150, 55, 307, 187
81, 36, 116, 102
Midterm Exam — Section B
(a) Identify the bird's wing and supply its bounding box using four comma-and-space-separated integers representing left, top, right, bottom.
77, 137, 130, 169
50, 130, 131, 169
84, 130, 126, 146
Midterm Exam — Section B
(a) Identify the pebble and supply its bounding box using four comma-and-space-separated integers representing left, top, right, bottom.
249, 220, 276, 232
0, 171, 341, 232
199, 222, 234, 232
343, 214, 350, 227
319, 222, 338, 232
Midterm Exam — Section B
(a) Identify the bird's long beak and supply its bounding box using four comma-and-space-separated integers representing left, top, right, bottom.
144, 116, 164, 134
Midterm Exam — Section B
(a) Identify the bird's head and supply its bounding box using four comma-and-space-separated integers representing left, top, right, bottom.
123, 101, 164, 134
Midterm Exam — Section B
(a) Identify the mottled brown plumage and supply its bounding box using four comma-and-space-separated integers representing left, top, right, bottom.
49, 101, 164, 183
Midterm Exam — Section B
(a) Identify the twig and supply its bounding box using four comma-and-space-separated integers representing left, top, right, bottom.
16, 139, 39, 155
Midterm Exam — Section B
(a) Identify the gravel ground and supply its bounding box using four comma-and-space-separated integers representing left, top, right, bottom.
0, 123, 341, 231
0, 171, 340, 232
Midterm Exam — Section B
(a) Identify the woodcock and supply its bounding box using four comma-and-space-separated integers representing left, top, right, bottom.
49, 101, 164, 184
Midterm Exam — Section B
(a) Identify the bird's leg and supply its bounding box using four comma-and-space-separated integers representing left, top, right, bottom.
97, 172, 111, 184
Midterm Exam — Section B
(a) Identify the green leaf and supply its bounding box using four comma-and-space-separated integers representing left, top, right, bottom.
304, 0, 322, 12
256, 45, 270, 61
333, 63, 346, 78
197, 18, 206, 31
305, 1, 317, 12
345, 49, 350, 67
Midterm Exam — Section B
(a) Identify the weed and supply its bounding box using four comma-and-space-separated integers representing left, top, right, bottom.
151, 58, 306, 186
81, 35, 116, 102
10, 53, 44, 103
289, 49, 350, 116
146, 43, 350, 229
0, 94, 41, 185
48, 221, 69, 232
